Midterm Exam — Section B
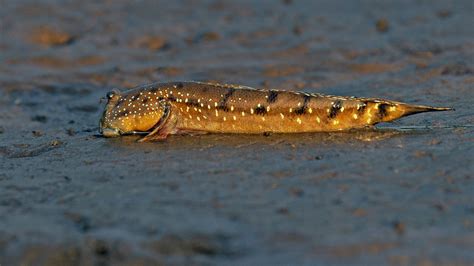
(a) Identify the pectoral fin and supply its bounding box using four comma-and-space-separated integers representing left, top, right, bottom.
138, 101, 176, 142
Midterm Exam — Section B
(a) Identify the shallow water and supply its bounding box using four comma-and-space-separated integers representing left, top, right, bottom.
1, 0, 473, 265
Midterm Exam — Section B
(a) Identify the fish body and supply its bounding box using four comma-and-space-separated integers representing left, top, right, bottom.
99, 81, 452, 141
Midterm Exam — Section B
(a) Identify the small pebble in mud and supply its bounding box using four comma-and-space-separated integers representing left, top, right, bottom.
31, 115, 48, 123
436, 10, 452, 19
433, 202, 447, 212
66, 128, 76, 136
64, 211, 91, 232
276, 207, 289, 214
293, 25, 303, 35
147, 234, 230, 256
332, 198, 343, 205
413, 150, 433, 159
50, 140, 62, 146
441, 63, 472, 76
194, 31, 221, 43
30, 26, 75, 46
133, 36, 169, 51
289, 187, 304, 197
375, 19, 390, 33
392, 220, 406, 235
428, 138, 442, 145
352, 208, 367, 217
88, 239, 109, 256
32, 130, 43, 137
414, 61, 428, 69
146, 36, 169, 51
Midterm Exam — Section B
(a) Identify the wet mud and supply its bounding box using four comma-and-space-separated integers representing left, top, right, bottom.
1, 0, 473, 265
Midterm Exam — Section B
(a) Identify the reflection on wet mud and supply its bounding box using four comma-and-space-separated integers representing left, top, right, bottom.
103, 127, 432, 151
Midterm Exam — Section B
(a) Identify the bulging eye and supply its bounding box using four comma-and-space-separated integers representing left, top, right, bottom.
106, 91, 116, 99
106, 89, 121, 100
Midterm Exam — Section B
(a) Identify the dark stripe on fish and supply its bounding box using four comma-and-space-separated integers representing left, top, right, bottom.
358, 102, 367, 114
378, 103, 389, 118
186, 98, 201, 107
255, 106, 267, 115
217, 88, 235, 112
329, 100, 342, 118
295, 95, 311, 115
267, 90, 279, 103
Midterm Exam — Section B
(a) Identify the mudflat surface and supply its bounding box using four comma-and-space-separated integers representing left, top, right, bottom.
1, 0, 473, 265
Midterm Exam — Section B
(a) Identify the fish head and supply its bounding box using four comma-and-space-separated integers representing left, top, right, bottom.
99, 89, 167, 137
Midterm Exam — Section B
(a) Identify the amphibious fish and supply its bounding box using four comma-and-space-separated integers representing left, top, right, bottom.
99, 81, 453, 141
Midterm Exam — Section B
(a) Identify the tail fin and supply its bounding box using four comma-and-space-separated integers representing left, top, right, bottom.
401, 104, 454, 116
371, 101, 454, 123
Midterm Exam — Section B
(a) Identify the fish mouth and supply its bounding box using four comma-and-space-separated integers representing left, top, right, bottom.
100, 127, 150, 138
100, 128, 121, 138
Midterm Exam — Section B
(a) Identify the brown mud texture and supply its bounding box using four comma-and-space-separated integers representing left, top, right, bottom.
1, 0, 473, 265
